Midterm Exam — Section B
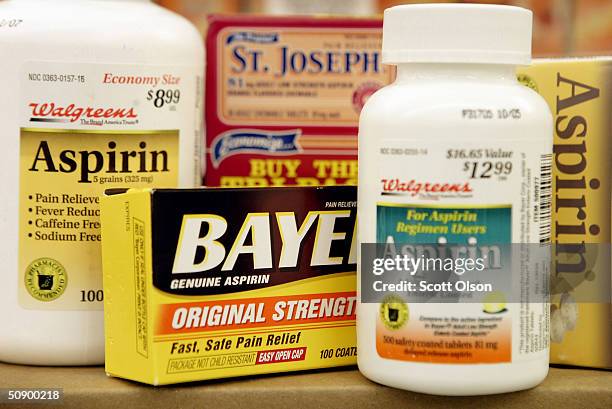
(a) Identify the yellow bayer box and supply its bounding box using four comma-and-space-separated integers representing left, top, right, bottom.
100, 186, 357, 385
518, 57, 612, 369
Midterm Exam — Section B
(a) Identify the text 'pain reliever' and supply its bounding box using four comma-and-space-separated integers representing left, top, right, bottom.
0, 0, 203, 365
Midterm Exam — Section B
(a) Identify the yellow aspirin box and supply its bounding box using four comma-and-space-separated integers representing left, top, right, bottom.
518, 57, 612, 369
100, 186, 357, 385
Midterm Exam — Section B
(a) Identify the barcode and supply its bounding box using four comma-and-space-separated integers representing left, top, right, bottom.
539, 154, 552, 243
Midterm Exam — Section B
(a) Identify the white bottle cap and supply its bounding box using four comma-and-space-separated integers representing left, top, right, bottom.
382, 4, 532, 65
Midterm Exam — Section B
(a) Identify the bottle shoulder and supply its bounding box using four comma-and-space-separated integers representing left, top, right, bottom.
362, 79, 551, 120
359, 79, 553, 140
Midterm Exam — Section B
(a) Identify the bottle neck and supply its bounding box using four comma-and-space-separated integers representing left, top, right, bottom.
394, 63, 518, 84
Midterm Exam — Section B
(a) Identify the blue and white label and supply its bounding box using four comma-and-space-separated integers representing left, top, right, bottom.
226, 32, 279, 45
211, 129, 302, 168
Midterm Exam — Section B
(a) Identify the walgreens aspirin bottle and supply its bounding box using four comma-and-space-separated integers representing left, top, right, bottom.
0, 0, 203, 365
357, 4, 552, 395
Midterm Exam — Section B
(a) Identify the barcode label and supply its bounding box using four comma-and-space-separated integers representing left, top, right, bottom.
539, 154, 552, 243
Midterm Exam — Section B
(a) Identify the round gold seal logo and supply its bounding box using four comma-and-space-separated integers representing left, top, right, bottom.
24, 258, 67, 302
380, 295, 409, 330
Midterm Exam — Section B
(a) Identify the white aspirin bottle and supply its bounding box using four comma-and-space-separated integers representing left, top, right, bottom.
0, 0, 203, 365
357, 4, 552, 395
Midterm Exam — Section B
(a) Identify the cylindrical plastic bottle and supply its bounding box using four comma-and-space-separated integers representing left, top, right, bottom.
358, 4, 552, 395
0, 0, 203, 365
